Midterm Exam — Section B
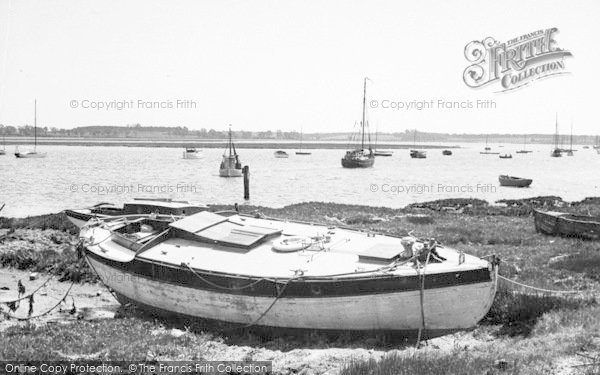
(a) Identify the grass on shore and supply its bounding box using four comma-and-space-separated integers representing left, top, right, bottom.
1, 200, 600, 373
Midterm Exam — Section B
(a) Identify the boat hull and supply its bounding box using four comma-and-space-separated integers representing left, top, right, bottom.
534, 210, 600, 239
341, 157, 375, 168
498, 176, 532, 188
219, 168, 242, 177
15, 152, 47, 158
84, 251, 496, 332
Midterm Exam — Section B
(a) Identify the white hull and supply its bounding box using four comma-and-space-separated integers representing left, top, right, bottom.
87, 257, 496, 331
182, 153, 200, 159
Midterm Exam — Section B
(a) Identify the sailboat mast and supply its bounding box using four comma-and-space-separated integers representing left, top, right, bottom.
570, 121, 573, 149
361, 77, 367, 150
34, 99, 37, 150
555, 113, 558, 149
228, 125, 232, 157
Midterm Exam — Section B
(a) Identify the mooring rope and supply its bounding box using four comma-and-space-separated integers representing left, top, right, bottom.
0, 281, 75, 321
0, 275, 54, 304
414, 250, 432, 351
184, 262, 274, 291
497, 275, 593, 296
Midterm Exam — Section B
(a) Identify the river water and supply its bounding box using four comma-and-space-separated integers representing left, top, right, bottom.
0, 144, 598, 217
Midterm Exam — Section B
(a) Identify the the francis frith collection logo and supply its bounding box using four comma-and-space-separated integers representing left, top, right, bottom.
463, 28, 572, 92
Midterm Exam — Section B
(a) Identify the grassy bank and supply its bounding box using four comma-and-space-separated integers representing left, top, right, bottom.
1, 199, 599, 373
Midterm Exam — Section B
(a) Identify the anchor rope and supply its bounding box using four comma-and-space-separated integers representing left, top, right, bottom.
414, 250, 432, 351
0, 281, 75, 321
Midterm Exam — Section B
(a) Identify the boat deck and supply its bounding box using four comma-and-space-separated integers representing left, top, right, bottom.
89, 213, 489, 279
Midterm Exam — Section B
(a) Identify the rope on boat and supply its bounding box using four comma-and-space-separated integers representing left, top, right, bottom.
497, 275, 593, 296
184, 263, 275, 291
414, 250, 432, 351
480, 256, 595, 297
239, 279, 294, 329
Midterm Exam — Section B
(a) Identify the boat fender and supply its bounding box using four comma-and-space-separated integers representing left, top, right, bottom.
272, 236, 312, 252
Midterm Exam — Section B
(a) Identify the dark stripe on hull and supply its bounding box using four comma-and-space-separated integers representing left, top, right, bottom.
86, 249, 491, 299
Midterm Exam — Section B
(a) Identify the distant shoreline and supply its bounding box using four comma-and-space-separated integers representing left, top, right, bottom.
1, 137, 462, 149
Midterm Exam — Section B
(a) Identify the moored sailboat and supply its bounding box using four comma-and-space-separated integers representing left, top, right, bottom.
551, 114, 562, 157
409, 130, 426, 159
295, 126, 311, 155
480, 135, 499, 155
219, 126, 242, 177
515, 135, 532, 154
15, 100, 47, 158
341, 78, 375, 168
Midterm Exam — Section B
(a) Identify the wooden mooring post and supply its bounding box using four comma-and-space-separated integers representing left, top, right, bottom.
242, 165, 249, 200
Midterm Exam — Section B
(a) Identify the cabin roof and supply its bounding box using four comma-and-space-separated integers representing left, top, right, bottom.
169, 211, 282, 248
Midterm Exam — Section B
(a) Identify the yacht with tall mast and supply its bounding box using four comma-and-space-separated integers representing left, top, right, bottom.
295, 126, 311, 155
566, 121, 574, 156
219, 125, 242, 177
341, 78, 375, 168
15, 100, 47, 158
515, 135, 532, 154
409, 130, 426, 158
551, 114, 562, 157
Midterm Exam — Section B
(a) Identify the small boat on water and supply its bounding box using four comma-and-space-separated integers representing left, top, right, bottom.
409, 130, 427, 159
182, 148, 201, 159
480, 135, 499, 155
15, 100, 46, 159
534, 210, 600, 240
516, 135, 532, 154
78, 210, 498, 335
219, 126, 242, 177
295, 126, 311, 155
341, 78, 375, 168
442, 150, 452, 156
274, 150, 289, 158
373, 125, 393, 157
410, 150, 426, 159
498, 175, 532, 188
499, 154, 512, 159
65, 198, 208, 228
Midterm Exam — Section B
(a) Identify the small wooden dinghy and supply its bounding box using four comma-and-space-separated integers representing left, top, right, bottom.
498, 175, 532, 188
534, 210, 600, 239
79, 211, 498, 335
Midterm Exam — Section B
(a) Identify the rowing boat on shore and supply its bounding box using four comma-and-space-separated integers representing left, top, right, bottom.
533, 210, 600, 239
78, 210, 498, 335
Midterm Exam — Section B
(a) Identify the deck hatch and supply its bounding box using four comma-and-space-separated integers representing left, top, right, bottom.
169, 211, 228, 233
358, 244, 406, 262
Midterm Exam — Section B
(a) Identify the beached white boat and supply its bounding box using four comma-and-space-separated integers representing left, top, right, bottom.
15, 100, 46, 159
219, 126, 242, 177
65, 198, 208, 228
182, 148, 201, 159
79, 211, 498, 335
274, 150, 289, 158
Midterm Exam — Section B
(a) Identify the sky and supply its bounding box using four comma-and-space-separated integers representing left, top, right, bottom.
0, 0, 597, 134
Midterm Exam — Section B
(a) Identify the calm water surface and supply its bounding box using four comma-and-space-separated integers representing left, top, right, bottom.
0, 144, 598, 217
